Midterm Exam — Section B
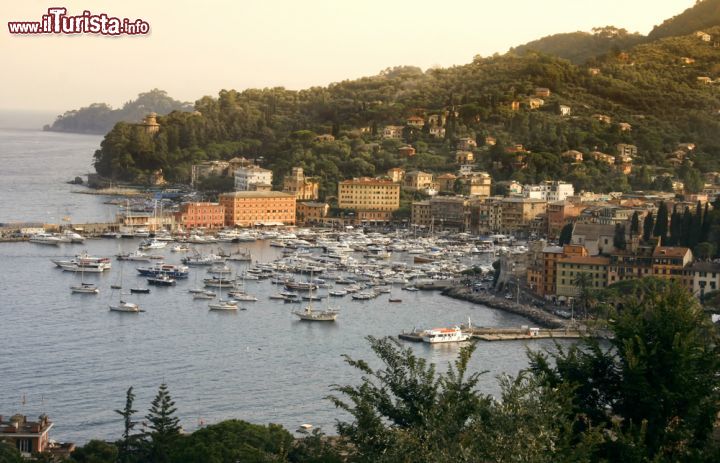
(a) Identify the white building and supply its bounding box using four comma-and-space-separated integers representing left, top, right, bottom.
234, 165, 273, 191
522, 181, 574, 202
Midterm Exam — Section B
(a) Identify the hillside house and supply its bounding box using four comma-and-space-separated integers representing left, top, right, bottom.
561, 150, 583, 162
696, 31, 712, 42
559, 105, 572, 116
457, 137, 477, 151
406, 116, 425, 128
528, 98, 545, 110
456, 151, 474, 164
535, 87, 551, 98
592, 114, 612, 124
398, 145, 416, 157
698, 76, 713, 84
618, 122, 632, 132
382, 125, 404, 139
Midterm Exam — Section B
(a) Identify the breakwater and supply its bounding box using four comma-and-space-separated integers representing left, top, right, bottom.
443, 286, 568, 329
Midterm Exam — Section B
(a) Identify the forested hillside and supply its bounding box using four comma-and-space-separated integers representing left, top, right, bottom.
93, 23, 720, 197
649, 0, 720, 41
44, 89, 193, 135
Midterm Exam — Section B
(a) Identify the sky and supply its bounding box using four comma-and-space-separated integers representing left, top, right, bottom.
1, 0, 696, 112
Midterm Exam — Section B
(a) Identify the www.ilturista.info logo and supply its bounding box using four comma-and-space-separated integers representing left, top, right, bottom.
8, 8, 150, 35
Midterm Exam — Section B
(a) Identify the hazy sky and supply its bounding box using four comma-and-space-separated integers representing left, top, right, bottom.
2, 0, 695, 112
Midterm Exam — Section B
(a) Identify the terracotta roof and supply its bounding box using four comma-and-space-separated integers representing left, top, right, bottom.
557, 256, 610, 265
652, 247, 690, 258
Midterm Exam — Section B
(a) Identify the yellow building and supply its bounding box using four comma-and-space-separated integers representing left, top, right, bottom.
500, 197, 547, 234
456, 151, 474, 164
282, 167, 319, 201
403, 171, 434, 191
411, 201, 432, 228
387, 167, 405, 183
296, 201, 329, 225
219, 191, 296, 227
555, 255, 610, 298
338, 178, 400, 217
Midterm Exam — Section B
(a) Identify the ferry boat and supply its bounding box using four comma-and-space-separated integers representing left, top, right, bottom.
136, 263, 189, 279
422, 327, 470, 344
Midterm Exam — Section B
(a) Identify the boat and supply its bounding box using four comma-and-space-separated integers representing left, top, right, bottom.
269, 294, 287, 300
182, 253, 224, 266
292, 274, 338, 322
130, 288, 151, 294
116, 250, 151, 262
137, 263, 189, 279
328, 289, 348, 297
283, 294, 301, 303
109, 300, 143, 313
147, 274, 176, 286
71, 282, 99, 294
228, 291, 257, 301
296, 424, 314, 434
171, 244, 190, 253
61, 229, 85, 243
29, 233, 61, 245
139, 238, 167, 249
422, 326, 470, 344
193, 292, 215, 300
351, 291, 375, 300
111, 284, 122, 289
402, 286, 419, 292
388, 298, 402, 303
208, 299, 239, 311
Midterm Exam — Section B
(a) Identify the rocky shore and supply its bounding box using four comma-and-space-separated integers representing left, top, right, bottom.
443, 286, 569, 329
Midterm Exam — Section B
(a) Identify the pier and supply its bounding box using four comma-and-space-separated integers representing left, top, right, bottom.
399, 326, 593, 343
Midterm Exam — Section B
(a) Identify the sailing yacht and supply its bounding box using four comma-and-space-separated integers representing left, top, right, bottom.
70, 257, 99, 294
292, 273, 338, 322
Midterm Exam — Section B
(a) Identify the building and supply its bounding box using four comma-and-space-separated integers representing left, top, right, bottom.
571, 222, 616, 256
455, 151, 474, 164
473, 198, 503, 233
382, 125, 404, 139
398, 145, 416, 157
589, 151, 616, 165
140, 112, 160, 135
555, 255, 610, 297
406, 116, 425, 128
427, 114, 445, 127
296, 201, 329, 225
429, 126, 445, 138
460, 172, 492, 197
528, 97, 545, 109
234, 165, 273, 191
387, 167, 405, 183
618, 122, 632, 132
338, 178, 400, 221
219, 191, 296, 227
436, 173, 458, 192
531, 244, 588, 297
0, 414, 54, 457
429, 196, 471, 231
314, 134, 335, 143
174, 202, 225, 229
411, 201, 432, 228
652, 246, 693, 285
592, 114, 612, 124
547, 201, 584, 238
688, 262, 720, 298
616, 143, 638, 158
561, 150, 583, 162
457, 137, 477, 151
190, 160, 230, 187
282, 167, 319, 201
697, 76, 713, 84
403, 171, 434, 191
500, 197, 547, 234
696, 31, 712, 42
522, 181, 574, 202
535, 87, 551, 98
559, 105, 572, 116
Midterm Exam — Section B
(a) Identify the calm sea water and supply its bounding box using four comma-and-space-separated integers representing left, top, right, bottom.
0, 128, 564, 444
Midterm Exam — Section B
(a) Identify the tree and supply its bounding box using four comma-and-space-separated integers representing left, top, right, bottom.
559, 222, 573, 246
613, 223, 626, 250
653, 202, 668, 242
328, 336, 489, 462
69, 440, 118, 463
694, 242, 716, 260
114, 387, 138, 463
630, 211, 640, 239
573, 272, 593, 319
642, 211, 654, 242
530, 281, 720, 462
144, 383, 181, 463
0, 442, 23, 463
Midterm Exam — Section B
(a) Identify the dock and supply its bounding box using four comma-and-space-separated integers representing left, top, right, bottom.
468, 327, 588, 341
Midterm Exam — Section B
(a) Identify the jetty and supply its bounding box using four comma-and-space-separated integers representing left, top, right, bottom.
399, 326, 598, 343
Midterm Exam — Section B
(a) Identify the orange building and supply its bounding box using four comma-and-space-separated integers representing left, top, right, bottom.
219, 191, 296, 227
541, 244, 587, 297
0, 414, 54, 456
175, 202, 225, 229
546, 201, 584, 238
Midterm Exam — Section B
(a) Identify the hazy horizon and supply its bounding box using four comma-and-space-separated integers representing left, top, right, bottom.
2, 0, 696, 112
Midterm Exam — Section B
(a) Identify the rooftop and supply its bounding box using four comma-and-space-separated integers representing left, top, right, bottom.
653, 246, 691, 258
220, 191, 294, 199
557, 256, 611, 265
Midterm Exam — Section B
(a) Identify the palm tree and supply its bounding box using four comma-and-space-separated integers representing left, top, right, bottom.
573, 272, 593, 319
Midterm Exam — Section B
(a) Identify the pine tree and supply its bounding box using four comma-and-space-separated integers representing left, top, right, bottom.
630, 211, 640, 239
643, 211, 654, 242
115, 387, 138, 463
653, 202, 668, 242
145, 383, 181, 463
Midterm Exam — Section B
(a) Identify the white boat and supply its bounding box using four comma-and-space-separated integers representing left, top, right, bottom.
171, 244, 190, 253
209, 299, 239, 311
29, 233, 61, 245
422, 326, 470, 344
292, 273, 338, 321
328, 289, 348, 297
71, 282, 99, 294
228, 291, 257, 301
116, 250, 151, 262
193, 292, 215, 300
109, 300, 143, 313
296, 424, 314, 434
61, 230, 85, 243
139, 238, 167, 249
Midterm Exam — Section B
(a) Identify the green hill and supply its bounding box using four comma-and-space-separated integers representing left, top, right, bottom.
649, 0, 720, 41
44, 89, 193, 135
92, 26, 720, 196
510, 27, 645, 64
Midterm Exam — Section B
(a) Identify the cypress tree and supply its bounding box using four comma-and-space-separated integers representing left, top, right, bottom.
643, 212, 654, 242
681, 207, 693, 248
115, 387, 138, 463
630, 211, 640, 238
701, 203, 711, 243
669, 206, 682, 246
653, 202, 668, 242
558, 223, 573, 246
613, 223, 627, 250
690, 201, 703, 248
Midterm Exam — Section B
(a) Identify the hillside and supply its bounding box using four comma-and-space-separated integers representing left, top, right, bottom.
92, 27, 720, 197
649, 0, 720, 41
510, 27, 645, 64
44, 89, 193, 135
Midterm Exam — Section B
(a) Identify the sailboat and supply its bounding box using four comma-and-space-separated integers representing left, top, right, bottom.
71, 260, 99, 294
108, 261, 143, 312
292, 272, 338, 322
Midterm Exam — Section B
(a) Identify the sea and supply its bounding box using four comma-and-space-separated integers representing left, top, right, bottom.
0, 122, 566, 444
